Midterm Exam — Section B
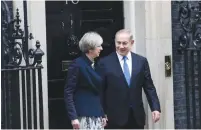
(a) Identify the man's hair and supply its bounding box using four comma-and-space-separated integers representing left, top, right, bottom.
115, 29, 133, 41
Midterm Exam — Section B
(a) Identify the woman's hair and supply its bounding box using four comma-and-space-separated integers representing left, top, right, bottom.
79, 32, 103, 53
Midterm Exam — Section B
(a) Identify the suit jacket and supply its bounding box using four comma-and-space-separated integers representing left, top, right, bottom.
64, 54, 104, 120
97, 52, 161, 126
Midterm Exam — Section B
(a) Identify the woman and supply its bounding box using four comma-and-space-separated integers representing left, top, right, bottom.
64, 31, 107, 129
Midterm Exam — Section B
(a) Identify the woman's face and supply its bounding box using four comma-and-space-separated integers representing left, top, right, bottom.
90, 45, 103, 58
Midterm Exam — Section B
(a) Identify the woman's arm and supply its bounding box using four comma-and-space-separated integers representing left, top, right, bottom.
64, 60, 79, 120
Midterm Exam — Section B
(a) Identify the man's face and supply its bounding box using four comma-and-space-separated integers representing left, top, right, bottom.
115, 32, 134, 56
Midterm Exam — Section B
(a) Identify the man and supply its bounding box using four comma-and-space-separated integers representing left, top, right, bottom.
97, 29, 161, 129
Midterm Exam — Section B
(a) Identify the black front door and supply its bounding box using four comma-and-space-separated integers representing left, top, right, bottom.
45, 1, 124, 129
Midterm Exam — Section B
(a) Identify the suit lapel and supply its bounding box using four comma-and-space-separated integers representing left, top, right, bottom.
130, 53, 138, 87
81, 55, 101, 92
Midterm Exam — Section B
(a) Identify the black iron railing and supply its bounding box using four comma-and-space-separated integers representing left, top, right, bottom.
177, 1, 201, 129
1, 67, 44, 129
1, 1, 44, 129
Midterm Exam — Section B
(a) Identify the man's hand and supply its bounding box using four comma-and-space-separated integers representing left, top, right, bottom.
152, 111, 160, 123
71, 119, 80, 129
104, 115, 108, 121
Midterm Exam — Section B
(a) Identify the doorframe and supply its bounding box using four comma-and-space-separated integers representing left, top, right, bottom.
123, 1, 148, 128
123, 1, 175, 129
26, 1, 49, 129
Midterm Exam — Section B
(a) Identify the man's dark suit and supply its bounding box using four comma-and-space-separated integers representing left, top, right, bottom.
97, 52, 161, 128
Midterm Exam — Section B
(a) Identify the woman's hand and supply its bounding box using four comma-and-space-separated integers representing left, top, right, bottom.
102, 117, 108, 127
71, 119, 80, 129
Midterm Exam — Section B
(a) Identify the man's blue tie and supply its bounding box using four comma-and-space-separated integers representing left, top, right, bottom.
123, 56, 131, 86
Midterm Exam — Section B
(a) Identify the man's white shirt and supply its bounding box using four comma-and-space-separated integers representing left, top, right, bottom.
116, 52, 132, 76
